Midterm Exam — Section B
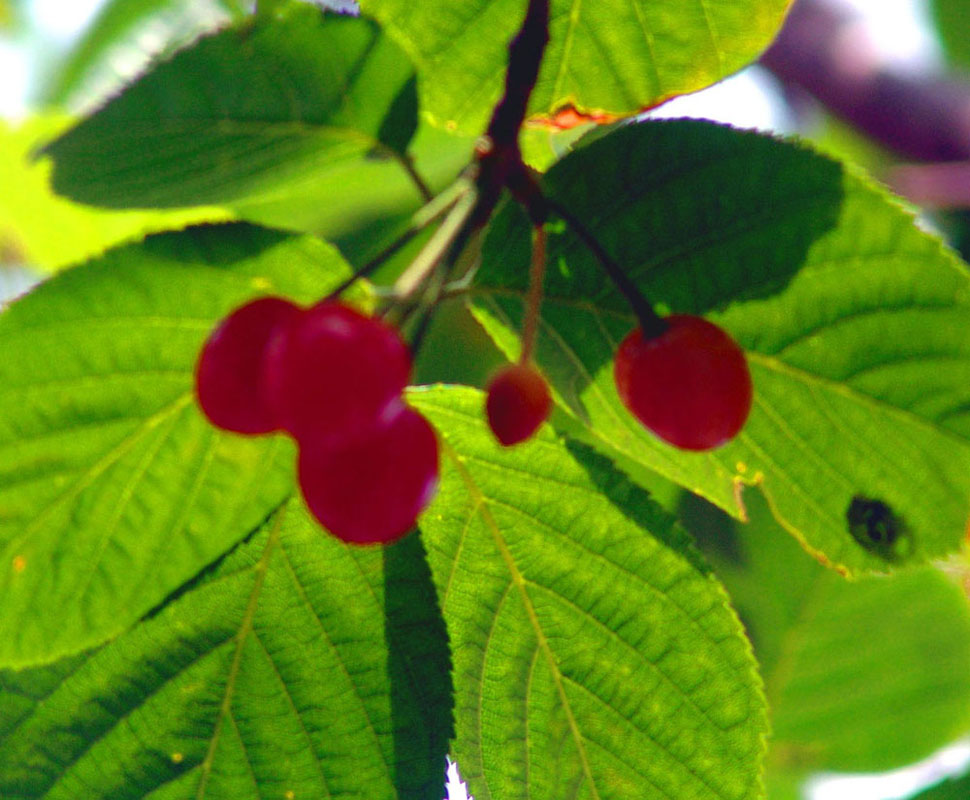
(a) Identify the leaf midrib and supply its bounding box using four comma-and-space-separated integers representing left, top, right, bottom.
195, 508, 285, 800
441, 437, 602, 800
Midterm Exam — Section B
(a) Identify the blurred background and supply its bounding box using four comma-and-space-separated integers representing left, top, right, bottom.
4, 1, 970, 798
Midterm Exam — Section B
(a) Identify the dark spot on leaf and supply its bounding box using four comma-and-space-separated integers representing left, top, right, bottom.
676, 491, 743, 566
846, 496, 912, 562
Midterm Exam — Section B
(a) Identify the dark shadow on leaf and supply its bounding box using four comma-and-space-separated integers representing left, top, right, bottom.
139, 497, 286, 625
475, 119, 845, 422
383, 530, 455, 800
676, 489, 744, 567
564, 437, 711, 576
139, 221, 294, 267
376, 75, 419, 157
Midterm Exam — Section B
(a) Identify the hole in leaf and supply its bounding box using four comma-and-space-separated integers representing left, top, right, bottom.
846, 495, 912, 562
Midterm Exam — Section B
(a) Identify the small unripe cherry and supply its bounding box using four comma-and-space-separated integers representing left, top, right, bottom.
297, 403, 439, 544
195, 296, 301, 434
486, 363, 552, 446
263, 301, 412, 448
613, 314, 752, 451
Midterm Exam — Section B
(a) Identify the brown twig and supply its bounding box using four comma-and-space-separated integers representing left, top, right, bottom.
470, 0, 550, 227
519, 225, 547, 363
761, 0, 970, 164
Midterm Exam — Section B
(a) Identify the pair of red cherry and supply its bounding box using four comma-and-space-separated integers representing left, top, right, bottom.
196, 297, 438, 544
485, 314, 752, 452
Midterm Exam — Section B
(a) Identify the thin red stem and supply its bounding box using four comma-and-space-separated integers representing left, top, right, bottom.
519, 224, 547, 363
545, 198, 667, 339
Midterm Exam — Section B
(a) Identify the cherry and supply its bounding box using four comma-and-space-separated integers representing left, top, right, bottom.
486, 363, 551, 446
195, 296, 301, 434
297, 403, 439, 544
263, 301, 412, 448
613, 314, 752, 451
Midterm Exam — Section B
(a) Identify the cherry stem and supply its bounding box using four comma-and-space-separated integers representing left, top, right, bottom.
389, 186, 484, 358
356, 0, 555, 344
519, 224, 546, 364
403, 272, 444, 359
325, 178, 471, 302
393, 185, 478, 300
395, 223, 468, 359
394, 151, 433, 202
546, 198, 667, 338
463, 0, 667, 342
325, 227, 421, 301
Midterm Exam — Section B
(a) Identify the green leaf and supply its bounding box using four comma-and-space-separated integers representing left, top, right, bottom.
41, 0, 241, 110
41, 5, 424, 215
931, 0, 970, 69
0, 502, 454, 800
412, 386, 767, 800
771, 568, 970, 772
763, 771, 805, 800
681, 490, 970, 775
361, 0, 794, 135
234, 116, 473, 245
472, 119, 970, 575
911, 769, 970, 800
0, 222, 351, 668
0, 115, 230, 271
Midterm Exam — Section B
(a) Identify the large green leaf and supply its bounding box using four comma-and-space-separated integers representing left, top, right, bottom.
680, 490, 970, 776
472, 119, 970, 575
41, 4, 426, 217
0, 222, 351, 668
0, 115, 230, 271
234, 117, 473, 245
770, 567, 970, 772
412, 386, 767, 800
41, 0, 243, 111
0, 502, 453, 800
361, 0, 794, 135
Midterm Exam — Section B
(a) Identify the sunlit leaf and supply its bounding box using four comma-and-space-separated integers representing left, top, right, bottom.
413, 386, 767, 800
0, 502, 453, 800
0, 115, 229, 271
472, 118, 970, 575
680, 490, 970, 775
0, 223, 351, 667
362, 0, 794, 135
41, 4, 425, 219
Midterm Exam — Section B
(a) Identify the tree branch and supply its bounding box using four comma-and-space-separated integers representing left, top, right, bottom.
761, 0, 970, 164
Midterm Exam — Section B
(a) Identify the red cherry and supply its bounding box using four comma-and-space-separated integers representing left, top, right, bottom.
263, 301, 412, 447
613, 314, 752, 451
297, 403, 439, 544
195, 296, 301, 434
486, 363, 552, 446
